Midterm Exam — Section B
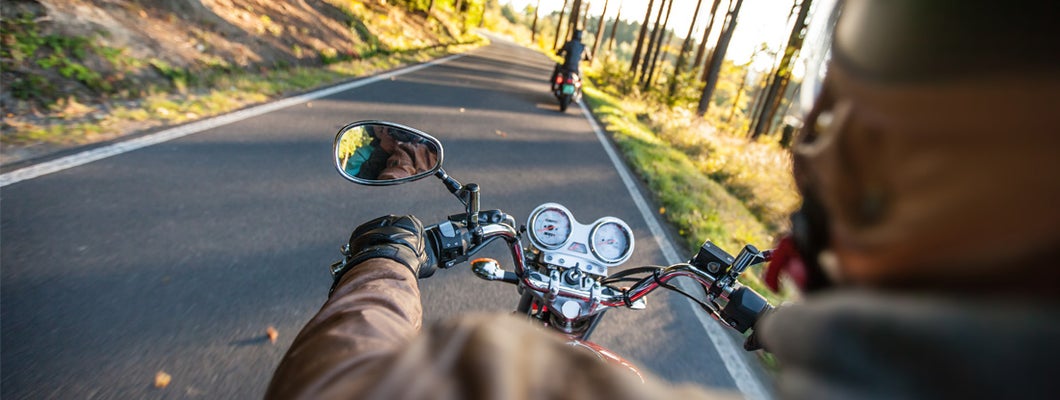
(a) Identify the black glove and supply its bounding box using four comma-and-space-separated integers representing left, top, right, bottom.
331, 215, 436, 295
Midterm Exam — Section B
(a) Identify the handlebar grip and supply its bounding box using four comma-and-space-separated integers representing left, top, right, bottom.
423, 225, 441, 274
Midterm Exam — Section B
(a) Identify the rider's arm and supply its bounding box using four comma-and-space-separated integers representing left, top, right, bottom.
266, 215, 429, 400
265, 258, 421, 399
266, 215, 735, 399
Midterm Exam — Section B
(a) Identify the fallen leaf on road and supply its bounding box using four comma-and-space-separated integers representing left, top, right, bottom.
459, 108, 466, 113
495, 130, 508, 137
306, 102, 313, 108
267, 326, 279, 343
659, 207, 666, 215
155, 371, 172, 388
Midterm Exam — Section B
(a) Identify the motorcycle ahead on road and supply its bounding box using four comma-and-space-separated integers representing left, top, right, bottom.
332, 120, 773, 378
551, 67, 582, 113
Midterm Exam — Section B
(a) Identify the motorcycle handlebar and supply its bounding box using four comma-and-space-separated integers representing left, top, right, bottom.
424, 220, 773, 334
606, 266, 772, 333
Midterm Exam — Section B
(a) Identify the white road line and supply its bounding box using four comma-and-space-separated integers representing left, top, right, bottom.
578, 101, 771, 400
0, 53, 468, 188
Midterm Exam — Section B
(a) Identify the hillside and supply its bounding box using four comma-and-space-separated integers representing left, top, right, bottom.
0, 0, 487, 164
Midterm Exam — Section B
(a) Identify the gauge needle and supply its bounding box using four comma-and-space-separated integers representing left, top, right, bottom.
538, 225, 555, 232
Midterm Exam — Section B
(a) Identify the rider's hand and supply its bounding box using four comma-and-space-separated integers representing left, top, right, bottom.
332, 215, 435, 294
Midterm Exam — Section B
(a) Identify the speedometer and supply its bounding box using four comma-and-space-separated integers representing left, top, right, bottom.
530, 206, 572, 249
590, 220, 633, 264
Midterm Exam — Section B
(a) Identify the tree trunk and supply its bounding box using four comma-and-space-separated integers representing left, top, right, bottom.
530, 0, 542, 42
749, 0, 811, 138
648, 34, 674, 87
606, 2, 623, 53
629, 0, 656, 73
668, 0, 706, 99
691, 0, 726, 76
727, 69, 749, 122
478, 0, 487, 27
591, 0, 610, 64
728, 55, 758, 122
746, 73, 770, 128
581, 1, 591, 32
566, 0, 583, 42
644, 0, 675, 88
553, 0, 570, 50
638, 0, 668, 81
696, 0, 744, 116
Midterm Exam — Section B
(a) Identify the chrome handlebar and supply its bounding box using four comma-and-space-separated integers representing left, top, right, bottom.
451, 220, 772, 334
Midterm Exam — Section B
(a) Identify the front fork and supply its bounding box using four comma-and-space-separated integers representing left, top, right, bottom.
517, 290, 606, 341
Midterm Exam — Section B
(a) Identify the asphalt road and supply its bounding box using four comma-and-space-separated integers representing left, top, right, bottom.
1, 38, 771, 399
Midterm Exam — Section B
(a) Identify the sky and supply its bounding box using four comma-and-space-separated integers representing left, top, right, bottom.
503, 0, 800, 71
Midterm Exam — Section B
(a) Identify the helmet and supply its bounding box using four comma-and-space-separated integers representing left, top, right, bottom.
572, 30, 583, 41
792, 0, 1060, 292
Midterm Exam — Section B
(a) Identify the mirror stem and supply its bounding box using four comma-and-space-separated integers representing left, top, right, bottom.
436, 169, 471, 206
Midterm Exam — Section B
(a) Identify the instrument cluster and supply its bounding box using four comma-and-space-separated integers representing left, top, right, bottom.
527, 203, 635, 276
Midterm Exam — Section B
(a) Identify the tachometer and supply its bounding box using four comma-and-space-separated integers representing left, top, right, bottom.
530, 206, 572, 249
590, 220, 633, 264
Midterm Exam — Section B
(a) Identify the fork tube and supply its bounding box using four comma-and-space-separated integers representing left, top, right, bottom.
516, 291, 534, 314
579, 311, 607, 341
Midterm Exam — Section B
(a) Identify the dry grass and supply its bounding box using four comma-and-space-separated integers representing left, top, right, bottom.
581, 85, 791, 303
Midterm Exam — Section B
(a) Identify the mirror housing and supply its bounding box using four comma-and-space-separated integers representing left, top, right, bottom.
333, 120, 444, 185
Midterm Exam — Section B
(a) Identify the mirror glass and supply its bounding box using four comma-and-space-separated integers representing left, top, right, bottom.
333, 121, 443, 185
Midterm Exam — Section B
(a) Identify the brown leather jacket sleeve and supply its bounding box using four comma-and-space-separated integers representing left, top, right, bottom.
265, 258, 422, 399
266, 258, 735, 400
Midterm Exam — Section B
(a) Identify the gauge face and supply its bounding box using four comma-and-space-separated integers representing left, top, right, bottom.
591, 221, 632, 263
532, 208, 572, 248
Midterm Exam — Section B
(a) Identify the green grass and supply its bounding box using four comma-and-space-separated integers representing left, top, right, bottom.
582, 80, 790, 372
581, 84, 788, 304
584, 58, 800, 233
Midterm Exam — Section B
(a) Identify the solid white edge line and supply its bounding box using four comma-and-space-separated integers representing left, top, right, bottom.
0, 53, 468, 188
577, 100, 771, 400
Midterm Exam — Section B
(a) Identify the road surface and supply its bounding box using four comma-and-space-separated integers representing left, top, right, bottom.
1, 37, 772, 399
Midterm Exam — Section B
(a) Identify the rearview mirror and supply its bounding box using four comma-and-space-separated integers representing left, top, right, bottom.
333, 121, 443, 185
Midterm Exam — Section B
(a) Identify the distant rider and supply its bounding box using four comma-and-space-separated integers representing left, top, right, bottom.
551, 30, 590, 91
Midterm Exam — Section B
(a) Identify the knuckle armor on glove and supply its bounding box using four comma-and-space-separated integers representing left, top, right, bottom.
331, 215, 432, 295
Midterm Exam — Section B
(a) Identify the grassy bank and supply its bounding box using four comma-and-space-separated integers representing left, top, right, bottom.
0, 0, 490, 165
580, 84, 790, 302
1, 39, 484, 163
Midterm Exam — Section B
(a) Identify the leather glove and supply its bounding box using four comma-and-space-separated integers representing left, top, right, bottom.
331, 215, 436, 295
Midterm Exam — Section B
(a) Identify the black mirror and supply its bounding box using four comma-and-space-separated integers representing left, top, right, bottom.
333, 121, 443, 185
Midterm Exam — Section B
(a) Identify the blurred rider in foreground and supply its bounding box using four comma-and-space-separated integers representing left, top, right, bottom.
267, 1, 1060, 399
